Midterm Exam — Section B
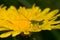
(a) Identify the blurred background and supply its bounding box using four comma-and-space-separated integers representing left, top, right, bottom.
0, 0, 60, 40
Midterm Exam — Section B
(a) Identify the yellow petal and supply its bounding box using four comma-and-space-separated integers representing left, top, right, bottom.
50, 14, 60, 21
0, 32, 11, 38
0, 27, 9, 31
7, 6, 20, 21
12, 31, 21, 37
24, 31, 30, 35
45, 9, 59, 20
41, 8, 50, 15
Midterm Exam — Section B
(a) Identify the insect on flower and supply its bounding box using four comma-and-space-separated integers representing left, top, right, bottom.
0, 4, 60, 38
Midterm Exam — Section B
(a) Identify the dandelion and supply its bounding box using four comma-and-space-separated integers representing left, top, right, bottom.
0, 5, 60, 38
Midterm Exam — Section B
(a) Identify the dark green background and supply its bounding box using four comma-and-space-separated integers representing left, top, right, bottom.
0, 0, 60, 40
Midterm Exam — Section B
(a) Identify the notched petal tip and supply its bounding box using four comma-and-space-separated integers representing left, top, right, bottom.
0, 5, 7, 10
53, 9, 59, 13
44, 8, 51, 11
8, 6, 17, 10
41, 8, 50, 14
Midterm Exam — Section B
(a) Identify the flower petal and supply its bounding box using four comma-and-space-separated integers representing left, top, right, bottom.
45, 9, 59, 20
0, 27, 9, 31
0, 32, 11, 38
12, 31, 21, 37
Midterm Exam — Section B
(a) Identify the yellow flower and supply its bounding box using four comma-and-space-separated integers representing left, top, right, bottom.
0, 5, 60, 38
